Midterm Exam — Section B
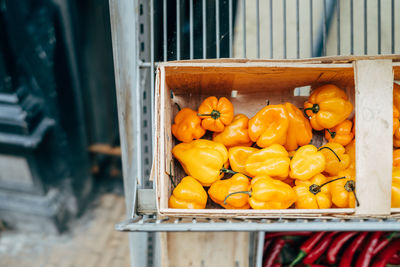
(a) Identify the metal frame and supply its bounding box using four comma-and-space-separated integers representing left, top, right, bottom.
109, 0, 400, 266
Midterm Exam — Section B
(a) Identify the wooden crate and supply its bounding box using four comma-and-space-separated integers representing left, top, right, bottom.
153, 56, 400, 218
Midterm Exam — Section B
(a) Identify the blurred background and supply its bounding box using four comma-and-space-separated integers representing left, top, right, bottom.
0, 0, 399, 266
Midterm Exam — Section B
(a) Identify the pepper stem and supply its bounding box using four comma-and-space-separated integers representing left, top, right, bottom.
198, 109, 221, 120
344, 180, 360, 207
303, 104, 320, 118
318, 146, 341, 162
223, 191, 252, 205
289, 250, 306, 267
174, 102, 181, 111
309, 176, 346, 195
220, 167, 252, 179
327, 129, 336, 139
166, 161, 176, 188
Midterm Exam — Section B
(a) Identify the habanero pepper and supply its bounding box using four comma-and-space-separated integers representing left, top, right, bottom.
355, 231, 384, 267
172, 108, 206, 142
304, 84, 353, 131
172, 139, 229, 186
208, 174, 250, 209
303, 232, 338, 265
319, 142, 350, 176
293, 174, 333, 209
289, 145, 326, 180
393, 149, 400, 167
339, 232, 368, 267
198, 96, 234, 132
248, 104, 289, 147
394, 105, 400, 135
168, 176, 208, 209
345, 140, 355, 170
324, 119, 354, 146
327, 231, 358, 264
392, 167, 400, 208
289, 232, 326, 267
330, 168, 358, 208
213, 114, 253, 147
228, 146, 259, 177
284, 102, 313, 151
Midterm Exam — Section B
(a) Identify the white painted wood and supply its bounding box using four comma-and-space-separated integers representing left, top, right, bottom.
354, 60, 394, 215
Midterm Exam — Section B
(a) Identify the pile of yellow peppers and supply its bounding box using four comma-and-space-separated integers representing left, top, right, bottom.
168, 83, 399, 210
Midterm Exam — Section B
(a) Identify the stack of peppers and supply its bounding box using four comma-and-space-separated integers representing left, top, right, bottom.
168, 83, 400, 210
261, 231, 400, 267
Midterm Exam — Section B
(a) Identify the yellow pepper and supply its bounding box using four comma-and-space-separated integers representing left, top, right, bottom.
345, 140, 356, 170
392, 167, 400, 208
304, 84, 353, 131
171, 108, 206, 143
248, 104, 289, 147
228, 146, 259, 177
329, 168, 357, 208
213, 114, 252, 147
394, 83, 400, 112
172, 139, 229, 186
394, 105, 400, 135
224, 176, 297, 209
394, 128, 400, 148
284, 102, 313, 151
293, 174, 332, 209
325, 119, 354, 146
289, 145, 326, 180
198, 96, 234, 132
168, 176, 208, 209
394, 149, 400, 167
208, 174, 250, 209
319, 142, 350, 176
245, 144, 290, 178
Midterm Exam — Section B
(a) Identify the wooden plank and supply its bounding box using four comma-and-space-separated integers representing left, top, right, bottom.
164, 232, 249, 267
354, 60, 393, 215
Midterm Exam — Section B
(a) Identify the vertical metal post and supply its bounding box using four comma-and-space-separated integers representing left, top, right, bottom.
163, 0, 167, 61
350, 0, 354, 54
150, 0, 155, 154
378, 0, 381, 54
364, 0, 368, 54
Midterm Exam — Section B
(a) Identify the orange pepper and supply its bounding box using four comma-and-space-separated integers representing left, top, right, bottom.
248, 104, 289, 147
171, 108, 206, 142
304, 84, 353, 131
392, 167, 400, 208
394, 105, 400, 135
284, 102, 313, 151
394, 149, 400, 167
329, 168, 357, 208
213, 114, 252, 147
319, 142, 350, 176
198, 96, 234, 132
293, 174, 332, 209
208, 174, 250, 209
324, 119, 354, 146
228, 146, 259, 177
168, 176, 208, 209
345, 140, 356, 170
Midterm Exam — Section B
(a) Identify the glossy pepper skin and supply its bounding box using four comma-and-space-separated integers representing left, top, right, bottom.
172, 139, 228, 186
245, 144, 290, 178
208, 174, 250, 209
171, 108, 206, 143
394, 82, 400, 112
324, 119, 354, 146
168, 176, 208, 209
293, 174, 332, 209
392, 167, 400, 208
289, 145, 326, 180
228, 146, 259, 176
198, 96, 234, 132
393, 149, 400, 167
304, 84, 353, 131
248, 104, 289, 147
330, 168, 356, 208
284, 102, 313, 151
394, 105, 400, 135
248, 176, 297, 209
212, 114, 252, 147
319, 142, 350, 176
345, 140, 356, 170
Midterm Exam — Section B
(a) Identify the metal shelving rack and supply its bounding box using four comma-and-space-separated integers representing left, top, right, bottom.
109, 0, 400, 266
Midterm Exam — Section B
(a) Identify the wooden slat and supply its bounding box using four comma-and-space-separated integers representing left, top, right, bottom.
354, 60, 393, 215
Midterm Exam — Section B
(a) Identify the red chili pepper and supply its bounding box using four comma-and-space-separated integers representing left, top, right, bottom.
265, 232, 312, 239
289, 232, 326, 267
271, 264, 281, 267
370, 239, 400, 267
339, 232, 368, 267
326, 231, 358, 264
264, 238, 273, 255
303, 232, 337, 264
355, 231, 384, 267
263, 238, 285, 267
306, 265, 330, 267
372, 232, 398, 255
388, 252, 400, 265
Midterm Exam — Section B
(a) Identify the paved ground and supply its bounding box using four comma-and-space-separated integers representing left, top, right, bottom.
0, 193, 130, 267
